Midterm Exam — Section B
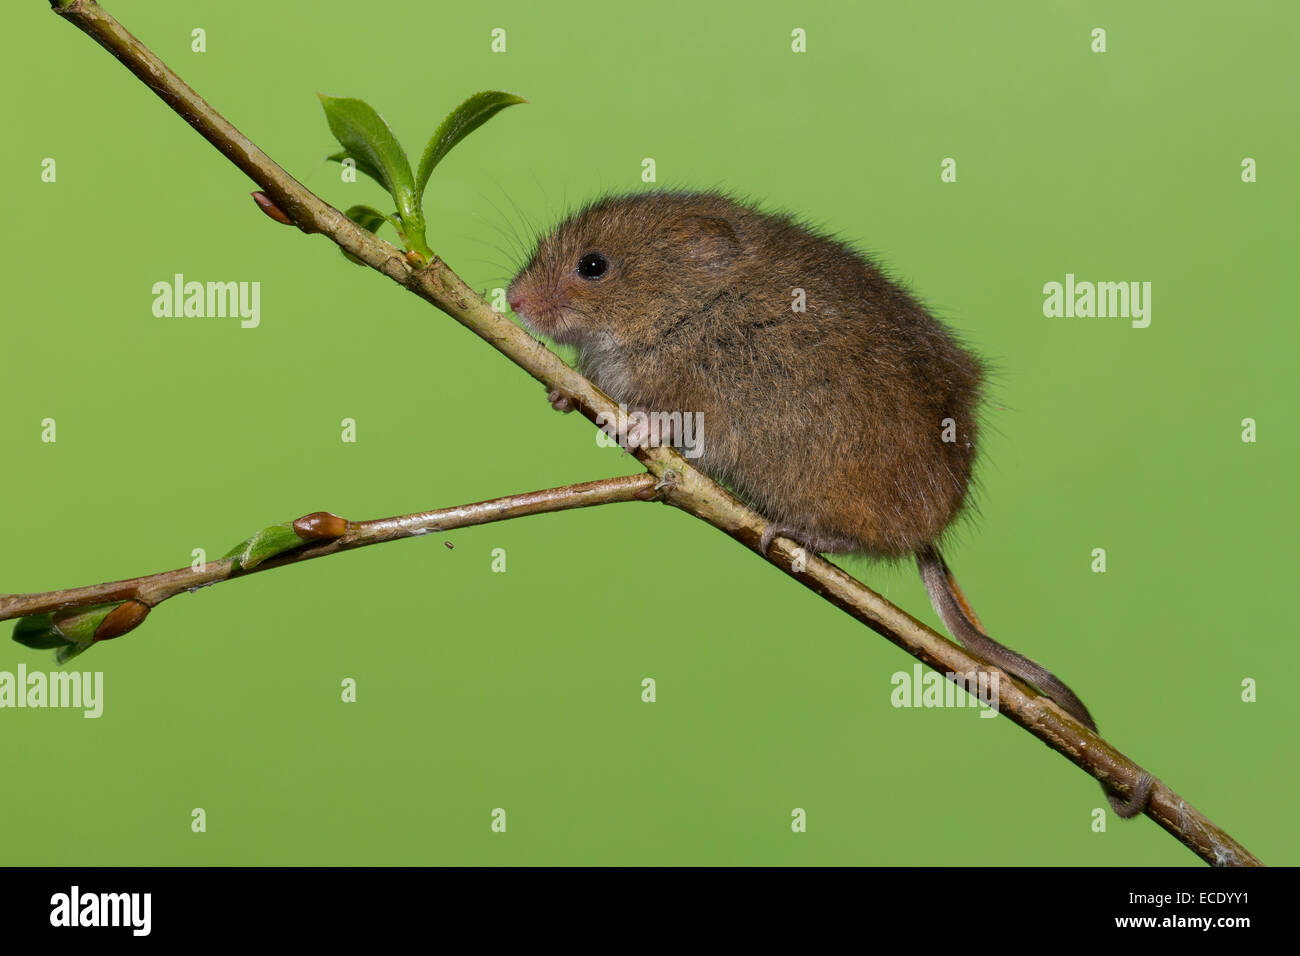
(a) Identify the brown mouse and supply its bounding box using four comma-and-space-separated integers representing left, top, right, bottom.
507, 189, 1151, 817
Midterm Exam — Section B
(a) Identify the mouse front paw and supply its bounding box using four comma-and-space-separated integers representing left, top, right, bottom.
547, 388, 576, 413
622, 405, 677, 452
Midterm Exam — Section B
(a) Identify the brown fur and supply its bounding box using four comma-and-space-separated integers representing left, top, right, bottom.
507, 190, 982, 559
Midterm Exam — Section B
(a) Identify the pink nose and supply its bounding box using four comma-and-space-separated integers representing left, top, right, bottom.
508, 292, 525, 313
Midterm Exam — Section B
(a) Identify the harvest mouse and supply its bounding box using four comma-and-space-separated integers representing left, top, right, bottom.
507, 190, 1151, 817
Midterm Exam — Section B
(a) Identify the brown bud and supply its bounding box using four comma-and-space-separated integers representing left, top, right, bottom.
444, 541, 454, 549
94, 600, 150, 642
293, 511, 348, 541
404, 249, 427, 268
251, 191, 293, 226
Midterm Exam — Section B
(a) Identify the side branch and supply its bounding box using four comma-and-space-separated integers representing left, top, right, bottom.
0, 474, 659, 620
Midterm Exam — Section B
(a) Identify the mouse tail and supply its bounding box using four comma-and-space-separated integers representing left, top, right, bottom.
915, 544, 1152, 818
916, 544, 1097, 728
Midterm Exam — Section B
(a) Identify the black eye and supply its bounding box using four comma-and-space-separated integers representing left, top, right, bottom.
577, 252, 608, 279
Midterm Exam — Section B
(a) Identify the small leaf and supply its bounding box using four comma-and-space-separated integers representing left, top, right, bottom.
14, 603, 120, 661
417, 91, 526, 199
56, 642, 93, 665
12, 603, 138, 664
341, 205, 400, 265
224, 522, 309, 571
51, 604, 118, 644
325, 149, 388, 191
344, 204, 396, 235
318, 95, 417, 225
13, 614, 64, 650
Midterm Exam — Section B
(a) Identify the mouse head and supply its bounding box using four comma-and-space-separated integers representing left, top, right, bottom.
507, 191, 744, 346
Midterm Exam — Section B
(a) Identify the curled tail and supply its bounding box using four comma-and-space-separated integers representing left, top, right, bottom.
916, 544, 1152, 818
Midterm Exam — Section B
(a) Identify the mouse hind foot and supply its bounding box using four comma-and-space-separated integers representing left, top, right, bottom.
760, 522, 860, 557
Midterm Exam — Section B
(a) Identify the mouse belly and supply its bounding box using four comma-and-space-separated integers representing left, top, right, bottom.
692, 424, 972, 560
579, 353, 976, 558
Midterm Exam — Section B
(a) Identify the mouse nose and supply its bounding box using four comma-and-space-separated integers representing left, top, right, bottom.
507, 292, 525, 313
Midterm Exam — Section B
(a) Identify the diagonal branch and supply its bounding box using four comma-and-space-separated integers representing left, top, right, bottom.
33, 0, 1261, 866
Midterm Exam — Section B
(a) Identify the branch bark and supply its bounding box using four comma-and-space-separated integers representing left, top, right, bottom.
0, 475, 660, 618
29, 0, 1262, 866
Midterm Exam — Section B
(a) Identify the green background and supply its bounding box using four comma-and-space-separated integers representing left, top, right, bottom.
1, 0, 1295, 865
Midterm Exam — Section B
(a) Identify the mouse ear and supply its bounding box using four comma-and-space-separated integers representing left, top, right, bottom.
671, 215, 740, 272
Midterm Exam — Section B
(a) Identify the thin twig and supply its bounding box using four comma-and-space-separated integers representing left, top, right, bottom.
32, 0, 1262, 866
0, 474, 660, 618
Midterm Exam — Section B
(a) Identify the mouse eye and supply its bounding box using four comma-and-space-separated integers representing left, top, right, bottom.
577, 252, 608, 279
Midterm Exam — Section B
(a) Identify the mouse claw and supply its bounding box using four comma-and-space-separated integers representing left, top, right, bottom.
547, 388, 576, 413
622, 405, 671, 452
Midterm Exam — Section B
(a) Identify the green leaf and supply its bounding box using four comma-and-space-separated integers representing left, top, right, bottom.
340, 205, 400, 266
56, 642, 93, 665
13, 603, 118, 660
325, 149, 387, 191
416, 91, 526, 200
318, 95, 418, 227
50, 604, 118, 643
223, 522, 308, 571
344, 204, 397, 235
13, 614, 94, 663
13, 614, 64, 650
